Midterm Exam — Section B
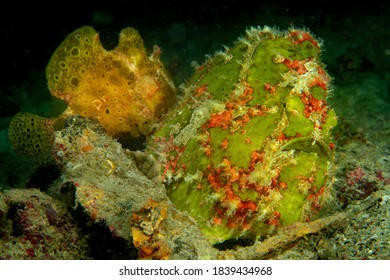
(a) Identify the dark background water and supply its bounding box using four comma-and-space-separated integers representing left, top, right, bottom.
0, 0, 389, 156
1, 0, 388, 115
0, 0, 389, 260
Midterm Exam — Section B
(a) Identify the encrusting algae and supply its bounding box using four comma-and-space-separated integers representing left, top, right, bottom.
7, 25, 339, 256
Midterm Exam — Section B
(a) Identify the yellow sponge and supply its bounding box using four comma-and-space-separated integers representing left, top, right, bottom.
8, 112, 55, 160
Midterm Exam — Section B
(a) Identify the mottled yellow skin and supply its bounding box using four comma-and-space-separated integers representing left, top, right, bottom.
9, 26, 176, 160
46, 26, 176, 137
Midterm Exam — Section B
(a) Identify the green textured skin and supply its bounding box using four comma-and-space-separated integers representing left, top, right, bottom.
148, 27, 337, 244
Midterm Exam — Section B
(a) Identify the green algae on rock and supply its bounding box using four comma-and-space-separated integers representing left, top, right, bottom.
147, 26, 337, 244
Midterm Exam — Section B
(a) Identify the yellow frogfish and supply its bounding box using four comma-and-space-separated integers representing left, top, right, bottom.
9, 26, 176, 160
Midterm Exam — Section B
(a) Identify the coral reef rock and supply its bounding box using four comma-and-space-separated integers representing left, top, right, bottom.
0, 188, 89, 259
52, 116, 216, 259
50, 116, 345, 259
